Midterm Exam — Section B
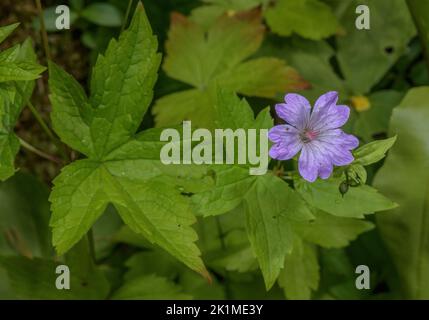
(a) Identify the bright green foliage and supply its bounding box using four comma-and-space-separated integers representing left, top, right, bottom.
278, 238, 319, 300
336, 0, 415, 94
0, 250, 109, 299
244, 174, 313, 290
353, 136, 397, 166
153, 11, 307, 128
112, 274, 191, 300
295, 176, 397, 218
0, 173, 51, 258
48, 5, 208, 278
264, 0, 339, 40
0, 24, 46, 181
193, 91, 313, 289
374, 87, 429, 299
294, 210, 374, 248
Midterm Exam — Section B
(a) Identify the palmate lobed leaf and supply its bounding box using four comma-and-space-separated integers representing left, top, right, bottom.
48, 4, 209, 279
153, 9, 307, 128
191, 91, 314, 289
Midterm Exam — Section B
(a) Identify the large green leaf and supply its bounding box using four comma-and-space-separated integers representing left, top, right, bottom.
0, 173, 51, 258
294, 210, 373, 248
374, 87, 429, 299
244, 174, 312, 290
48, 4, 208, 279
112, 274, 191, 300
353, 90, 404, 142
153, 11, 306, 128
295, 176, 397, 218
0, 254, 109, 299
278, 238, 319, 300
264, 0, 339, 40
336, 0, 415, 94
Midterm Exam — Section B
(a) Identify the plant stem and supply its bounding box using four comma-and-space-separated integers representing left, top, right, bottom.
406, 0, 429, 76
121, 0, 134, 33
24, 94, 69, 161
215, 216, 233, 300
35, 0, 52, 61
19, 137, 61, 163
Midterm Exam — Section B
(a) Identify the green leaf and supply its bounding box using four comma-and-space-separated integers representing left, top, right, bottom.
295, 177, 397, 218
336, 0, 415, 94
374, 87, 429, 299
294, 210, 374, 248
0, 173, 51, 258
190, 91, 312, 288
0, 36, 44, 181
353, 90, 404, 142
0, 255, 109, 299
0, 23, 19, 44
81, 3, 123, 27
260, 37, 346, 101
278, 239, 319, 300
353, 136, 397, 166
48, 5, 208, 279
0, 62, 46, 82
264, 0, 339, 40
153, 11, 306, 128
112, 274, 191, 300
193, 166, 256, 217
48, 62, 93, 155
244, 174, 313, 289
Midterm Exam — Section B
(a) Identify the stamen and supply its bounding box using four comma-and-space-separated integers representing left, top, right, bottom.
300, 129, 318, 143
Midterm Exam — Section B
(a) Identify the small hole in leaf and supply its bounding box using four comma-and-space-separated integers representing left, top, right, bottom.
81, 281, 88, 287
385, 46, 394, 54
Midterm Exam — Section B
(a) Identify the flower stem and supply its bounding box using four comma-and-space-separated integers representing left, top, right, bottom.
406, 0, 429, 76
35, 0, 52, 61
121, 0, 134, 33
19, 137, 61, 163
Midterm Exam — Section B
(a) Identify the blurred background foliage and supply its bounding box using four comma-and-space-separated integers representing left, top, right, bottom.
0, 0, 428, 299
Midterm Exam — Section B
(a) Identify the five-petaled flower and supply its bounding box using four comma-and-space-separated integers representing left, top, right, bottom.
268, 91, 359, 182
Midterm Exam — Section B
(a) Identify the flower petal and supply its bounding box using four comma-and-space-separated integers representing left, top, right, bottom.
268, 125, 298, 144
318, 129, 359, 150
311, 104, 350, 131
275, 93, 311, 129
298, 144, 320, 182
316, 141, 354, 166
313, 91, 338, 113
318, 160, 333, 179
269, 137, 302, 161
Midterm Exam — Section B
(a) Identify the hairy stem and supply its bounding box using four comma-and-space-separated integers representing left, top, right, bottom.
19, 137, 61, 163
35, 0, 52, 61
406, 0, 429, 76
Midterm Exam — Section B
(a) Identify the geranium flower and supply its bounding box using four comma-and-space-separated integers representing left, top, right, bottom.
268, 91, 359, 182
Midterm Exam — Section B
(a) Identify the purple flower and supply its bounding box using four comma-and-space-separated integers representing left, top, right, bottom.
268, 91, 359, 182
